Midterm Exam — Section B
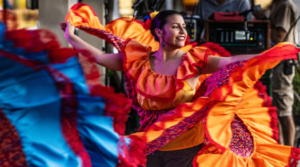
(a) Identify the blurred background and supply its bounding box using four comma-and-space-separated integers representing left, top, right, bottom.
0, 0, 276, 30
0, 0, 38, 29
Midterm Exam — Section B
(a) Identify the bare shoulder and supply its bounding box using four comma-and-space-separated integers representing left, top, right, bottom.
178, 50, 187, 59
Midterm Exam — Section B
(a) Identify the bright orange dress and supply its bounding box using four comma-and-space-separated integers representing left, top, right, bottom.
66, 3, 300, 167
122, 39, 212, 151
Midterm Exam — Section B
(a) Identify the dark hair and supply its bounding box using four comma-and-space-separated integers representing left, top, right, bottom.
150, 10, 182, 41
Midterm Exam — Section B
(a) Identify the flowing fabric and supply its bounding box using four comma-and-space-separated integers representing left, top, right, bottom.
0, 22, 146, 167
65, 3, 300, 166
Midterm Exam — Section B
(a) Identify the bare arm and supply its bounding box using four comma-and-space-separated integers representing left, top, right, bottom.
200, 54, 259, 74
64, 21, 123, 71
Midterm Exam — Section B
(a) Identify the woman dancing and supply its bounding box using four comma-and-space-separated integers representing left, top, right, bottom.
62, 3, 300, 167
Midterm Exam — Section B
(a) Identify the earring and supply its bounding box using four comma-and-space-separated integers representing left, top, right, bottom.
161, 42, 165, 47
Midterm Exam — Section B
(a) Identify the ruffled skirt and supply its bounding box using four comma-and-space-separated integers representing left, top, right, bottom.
129, 43, 300, 166
0, 23, 146, 167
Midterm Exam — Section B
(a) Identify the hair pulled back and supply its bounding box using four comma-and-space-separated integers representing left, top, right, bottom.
150, 10, 182, 41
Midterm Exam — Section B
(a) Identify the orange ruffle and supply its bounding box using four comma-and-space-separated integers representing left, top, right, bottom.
65, 3, 104, 29
194, 144, 293, 167
122, 39, 209, 103
177, 47, 211, 81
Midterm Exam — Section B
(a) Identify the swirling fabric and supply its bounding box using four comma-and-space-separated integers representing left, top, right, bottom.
65, 3, 300, 166
0, 22, 146, 167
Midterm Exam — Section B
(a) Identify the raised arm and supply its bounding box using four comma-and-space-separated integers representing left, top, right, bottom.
64, 21, 123, 71
200, 54, 259, 74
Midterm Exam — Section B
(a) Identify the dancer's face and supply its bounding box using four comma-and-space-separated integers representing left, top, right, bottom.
158, 14, 187, 48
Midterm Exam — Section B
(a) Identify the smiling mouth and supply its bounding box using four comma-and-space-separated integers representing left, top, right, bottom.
176, 37, 186, 40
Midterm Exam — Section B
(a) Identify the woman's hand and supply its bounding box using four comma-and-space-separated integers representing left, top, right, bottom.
63, 21, 76, 43
59, 22, 67, 31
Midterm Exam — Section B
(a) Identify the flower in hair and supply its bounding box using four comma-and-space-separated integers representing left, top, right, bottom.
143, 15, 151, 22
150, 11, 159, 19
143, 12, 159, 30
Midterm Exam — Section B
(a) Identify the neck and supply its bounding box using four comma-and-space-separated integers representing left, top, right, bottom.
215, 0, 227, 6
155, 45, 179, 63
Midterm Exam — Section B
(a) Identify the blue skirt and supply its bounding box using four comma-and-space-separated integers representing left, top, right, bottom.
0, 22, 146, 167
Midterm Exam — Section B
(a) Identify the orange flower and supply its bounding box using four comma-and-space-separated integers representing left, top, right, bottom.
150, 11, 159, 19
